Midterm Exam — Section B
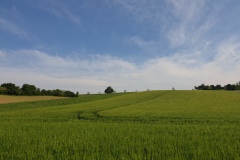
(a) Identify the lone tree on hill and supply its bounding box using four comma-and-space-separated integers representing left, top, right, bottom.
104, 86, 114, 94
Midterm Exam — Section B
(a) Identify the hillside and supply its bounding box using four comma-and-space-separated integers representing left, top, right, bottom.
0, 90, 240, 159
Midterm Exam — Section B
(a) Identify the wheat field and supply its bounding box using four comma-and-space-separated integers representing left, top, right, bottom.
0, 90, 240, 159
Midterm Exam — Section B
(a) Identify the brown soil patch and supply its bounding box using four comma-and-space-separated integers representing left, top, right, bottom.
0, 95, 66, 104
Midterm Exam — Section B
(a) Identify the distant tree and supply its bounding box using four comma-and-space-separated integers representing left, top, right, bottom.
0, 82, 78, 97
64, 90, 77, 97
225, 84, 236, 91
104, 86, 114, 94
0, 83, 21, 95
235, 81, 240, 90
236, 86, 240, 90
195, 84, 205, 90
45, 90, 52, 95
0, 87, 7, 94
215, 84, 222, 90
194, 84, 204, 90
207, 85, 211, 90
195, 84, 212, 90
195, 82, 239, 91
21, 84, 39, 95
210, 85, 216, 90
41, 89, 47, 95
51, 89, 64, 96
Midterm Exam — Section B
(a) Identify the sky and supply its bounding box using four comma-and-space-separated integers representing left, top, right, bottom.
0, 0, 240, 93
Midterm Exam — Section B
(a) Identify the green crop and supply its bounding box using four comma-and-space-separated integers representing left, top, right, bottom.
0, 90, 240, 159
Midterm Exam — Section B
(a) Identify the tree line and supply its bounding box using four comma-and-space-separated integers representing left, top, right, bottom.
194, 81, 240, 91
0, 83, 78, 97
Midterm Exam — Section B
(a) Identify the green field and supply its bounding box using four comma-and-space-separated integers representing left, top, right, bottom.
0, 90, 240, 159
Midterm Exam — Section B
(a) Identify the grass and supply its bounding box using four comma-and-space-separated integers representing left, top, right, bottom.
0, 90, 240, 159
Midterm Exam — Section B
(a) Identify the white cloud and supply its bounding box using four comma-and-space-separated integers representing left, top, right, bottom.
0, 67, 109, 93
1, 42, 239, 93
0, 50, 138, 93
17, 50, 77, 68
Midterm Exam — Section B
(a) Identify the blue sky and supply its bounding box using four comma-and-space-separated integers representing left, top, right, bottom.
1, 0, 240, 93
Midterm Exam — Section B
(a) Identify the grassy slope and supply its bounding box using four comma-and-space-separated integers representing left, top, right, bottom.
0, 90, 240, 159
99, 90, 240, 123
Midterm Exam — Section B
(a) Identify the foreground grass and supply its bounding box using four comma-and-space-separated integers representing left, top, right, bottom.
0, 90, 240, 159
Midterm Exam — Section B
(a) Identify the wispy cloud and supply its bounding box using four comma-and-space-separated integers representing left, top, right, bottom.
61, 7, 81, 26
0, 50, 6, 57
125, 36, 161, 54
213, 38, 240, 70
37, 1, 81, 26
105, 0, 164, 24
165, 0, 221, 48
0, 17, 28, 38
106, 0, 229, 56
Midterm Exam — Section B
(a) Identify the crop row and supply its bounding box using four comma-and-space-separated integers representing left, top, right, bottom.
1, 121, 240, 159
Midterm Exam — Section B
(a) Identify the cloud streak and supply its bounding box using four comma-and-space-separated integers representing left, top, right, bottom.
0, 17, 28, 38
37, 0, 81, 26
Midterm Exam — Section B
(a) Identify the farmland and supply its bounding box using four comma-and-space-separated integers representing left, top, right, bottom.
0, 90, 240, 159
0, 95, 67, 104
